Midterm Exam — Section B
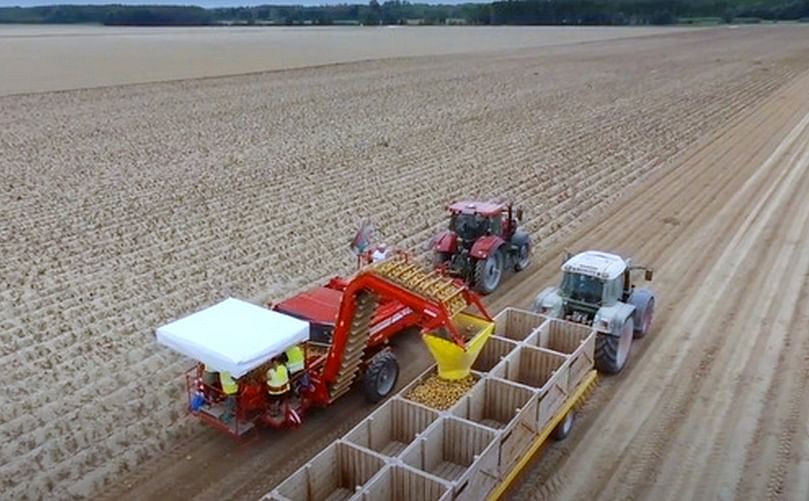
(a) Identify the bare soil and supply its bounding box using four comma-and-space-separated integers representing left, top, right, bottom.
2, 25, 809, 500
0, 25, 690, 96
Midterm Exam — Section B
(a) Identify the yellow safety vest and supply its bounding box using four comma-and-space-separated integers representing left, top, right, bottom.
285, 345, 305, 374
267, 365, 290, 395
219, 371, 239, 395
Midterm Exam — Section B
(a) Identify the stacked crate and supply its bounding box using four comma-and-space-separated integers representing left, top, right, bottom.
265, 308, 596, 501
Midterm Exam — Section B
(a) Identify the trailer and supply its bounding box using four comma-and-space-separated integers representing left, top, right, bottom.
265, 308, 598, 501
155, 253, 496, 437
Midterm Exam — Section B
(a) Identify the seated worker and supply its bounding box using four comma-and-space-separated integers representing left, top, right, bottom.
202, 363, 219, 387
285, 344, 305, 375
239, 374, 266, 413
266, 358, 290, 416
219, 370, 239, 425
370, 244, 389, 263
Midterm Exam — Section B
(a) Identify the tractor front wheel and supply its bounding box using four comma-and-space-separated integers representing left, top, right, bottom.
432, 251, 450, 269
634, 297, 655, 339
595, 317, 634, 374
474, 250, 504, 295
363, 351, 399, 403
514, 242, 531, 271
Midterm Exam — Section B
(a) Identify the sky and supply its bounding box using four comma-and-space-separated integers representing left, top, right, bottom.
0, 0, 481, 6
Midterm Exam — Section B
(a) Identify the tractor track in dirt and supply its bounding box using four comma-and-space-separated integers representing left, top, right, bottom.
4, 26, 809, 500
509, 63, 809, 501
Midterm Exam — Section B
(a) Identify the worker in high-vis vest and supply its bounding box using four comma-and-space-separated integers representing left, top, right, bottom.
285, 345, 305, 374
202, 363, 218, 386
219, 371, 239, 424
266, 359, 290, 396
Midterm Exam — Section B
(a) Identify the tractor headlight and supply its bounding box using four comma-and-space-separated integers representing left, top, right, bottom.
594, 315, 611, 331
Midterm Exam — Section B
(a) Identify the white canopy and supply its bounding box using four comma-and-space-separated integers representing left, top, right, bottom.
155, 297, 310, 378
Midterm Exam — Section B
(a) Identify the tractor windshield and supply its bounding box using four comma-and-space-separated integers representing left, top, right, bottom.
450, 213, 489, 241
561, 272, 603, 305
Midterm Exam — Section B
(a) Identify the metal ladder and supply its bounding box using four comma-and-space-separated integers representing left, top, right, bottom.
329, 291, 377, 400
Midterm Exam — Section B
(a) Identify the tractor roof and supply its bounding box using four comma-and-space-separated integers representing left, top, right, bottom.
155, 298, 309, 377
562, 251, 627, 280
448, 201, 504, 216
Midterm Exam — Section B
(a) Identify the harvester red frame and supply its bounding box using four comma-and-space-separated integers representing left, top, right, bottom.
183, 254, 491, 438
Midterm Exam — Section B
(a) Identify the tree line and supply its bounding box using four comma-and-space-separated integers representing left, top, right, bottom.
1, 0, 808, 26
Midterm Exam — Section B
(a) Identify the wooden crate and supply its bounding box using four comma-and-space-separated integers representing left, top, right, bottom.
360, 464, 451, 501
471, 335, 519, 373
491, 345, 570, 432
451, 377, 538, 477
400, 365, 481, 413
492, 307, 548, 343
400, 416, 499, 500
344, 397, 439, 458
268, 441, 386, 501
526, 318, 595, 392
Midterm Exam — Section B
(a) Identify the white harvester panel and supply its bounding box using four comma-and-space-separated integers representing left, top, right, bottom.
155, 297, 309, 377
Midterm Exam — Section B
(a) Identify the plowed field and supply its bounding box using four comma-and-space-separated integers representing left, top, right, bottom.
2, 25, 809, 500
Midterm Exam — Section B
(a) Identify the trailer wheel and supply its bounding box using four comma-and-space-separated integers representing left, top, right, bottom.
551, 411, 575, 441
595, 317, 634, 374
363, 351, 399, 403
474, 250, 504, 295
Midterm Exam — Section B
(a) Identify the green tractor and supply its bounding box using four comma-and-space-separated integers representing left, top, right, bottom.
532, 250, 655, 374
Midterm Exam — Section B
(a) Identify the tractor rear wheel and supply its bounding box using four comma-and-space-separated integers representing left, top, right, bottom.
595, 317, 634, 374
514, 242, 531, 271
474, 250, 504, 295
363, 351, 399, 403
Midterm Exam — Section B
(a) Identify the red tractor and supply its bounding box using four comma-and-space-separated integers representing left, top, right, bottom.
432, 201, 531, 294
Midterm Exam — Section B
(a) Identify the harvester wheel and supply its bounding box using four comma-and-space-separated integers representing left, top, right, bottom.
595, 317, 634, 374
551, 411, 575, 441
514, 242, 531, 271
474, 250, 504, 295
363, 351, 399, 403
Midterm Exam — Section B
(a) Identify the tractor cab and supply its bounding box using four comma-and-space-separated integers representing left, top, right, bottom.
559, 251, 628, 312
447, 201, 520, 244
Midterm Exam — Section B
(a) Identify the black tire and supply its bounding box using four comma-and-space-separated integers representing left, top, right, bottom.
514, 241, 531, 272
594, 317, 634, 374
634, 297, 655, 339
432, 251, 450, 268
551, 411, 575, 441
474, 249, 504, 295
363, 351, 399, 403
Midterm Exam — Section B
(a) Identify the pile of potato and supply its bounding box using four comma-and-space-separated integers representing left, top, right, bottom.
406, 374, 478, 410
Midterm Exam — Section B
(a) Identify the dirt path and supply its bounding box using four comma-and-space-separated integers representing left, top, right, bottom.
508, 65, 809, 501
